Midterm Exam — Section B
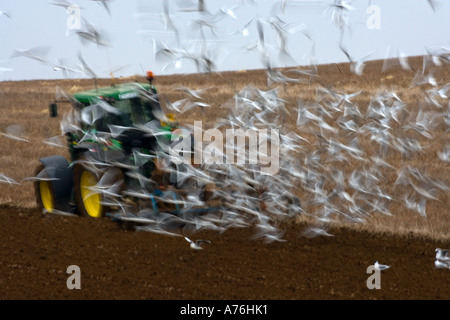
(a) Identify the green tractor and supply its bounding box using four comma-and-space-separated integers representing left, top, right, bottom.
35, 73, 194, 219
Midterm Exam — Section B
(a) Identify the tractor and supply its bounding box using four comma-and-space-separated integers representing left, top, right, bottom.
34, 72, 209, 222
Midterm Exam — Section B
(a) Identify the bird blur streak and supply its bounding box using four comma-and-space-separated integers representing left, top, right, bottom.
301, 227, 334, 238
0, 125, 30, 142
0, 173, 19, 185
47, 209, 79, 217
0, 132, 30, 143
136, 225, 183, 237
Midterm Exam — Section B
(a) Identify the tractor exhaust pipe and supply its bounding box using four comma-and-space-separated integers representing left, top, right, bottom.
49, 103, 58, 118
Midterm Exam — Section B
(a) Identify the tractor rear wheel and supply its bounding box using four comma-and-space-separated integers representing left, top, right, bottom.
73, 154, 126, 218
73, 156, 105, 218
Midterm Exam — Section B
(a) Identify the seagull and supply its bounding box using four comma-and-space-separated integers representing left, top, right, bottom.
42, 136, 67, 149
351, 51, 375, 75
52, 59, 82, 78
229, 17, 254, 37
174, 86, 211, 100
382, 46, 412, 72
161, 1, 179, 43
374, 261, 390, 271
435, 248, 450, 262
78, 52, 97, 78
0, 10, 11, 19
164, 98, 189, 113
184, 236, 211, 250
181, 101, 211, 113
75, 19, 110, 47
219, 5, 238, 20
0, 124, 29, 142
11, 46, 50, 64
301, 227, 334, 238
177, 0, 206, 13
0, 67, 13, 74
434, 259, 450, 269
89, 0, 112, 15
50, 0, 78, 9
437, 146, 450, 162
426, 0, 441, 12
0, 173, 19, 185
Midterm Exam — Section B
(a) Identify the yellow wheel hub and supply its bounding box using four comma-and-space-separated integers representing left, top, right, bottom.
40, 181, 54, 213
80, 171, 102, 218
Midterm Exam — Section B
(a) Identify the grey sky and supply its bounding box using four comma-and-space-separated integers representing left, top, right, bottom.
0, 0, 449, 81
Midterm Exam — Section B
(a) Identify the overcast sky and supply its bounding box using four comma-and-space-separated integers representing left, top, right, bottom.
0, 0, 449, 81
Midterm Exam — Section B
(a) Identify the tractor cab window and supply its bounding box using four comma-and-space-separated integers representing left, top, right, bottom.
81, 94, 162, 133
112, 97, 156, 125
92, 97, 158, 132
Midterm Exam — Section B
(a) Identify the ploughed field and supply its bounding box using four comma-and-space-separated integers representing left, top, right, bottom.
0, 207, 448, 300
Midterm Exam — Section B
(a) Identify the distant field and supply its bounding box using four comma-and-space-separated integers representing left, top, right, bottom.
0, 56, 448, 240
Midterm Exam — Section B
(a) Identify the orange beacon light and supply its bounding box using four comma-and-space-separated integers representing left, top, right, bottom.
146, 71, 154, 83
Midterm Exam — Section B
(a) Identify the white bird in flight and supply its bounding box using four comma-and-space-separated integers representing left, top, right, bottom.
184, 236, 211, 250
435, 248, 450, 262
374, 261, 390, 271
0, 10, 11, 19
434, 259, 450, 269
301, 227, 334, 238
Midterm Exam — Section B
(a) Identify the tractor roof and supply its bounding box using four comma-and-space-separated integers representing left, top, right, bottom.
73, 82, 151, 104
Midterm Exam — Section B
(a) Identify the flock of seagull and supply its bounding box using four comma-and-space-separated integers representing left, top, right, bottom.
0, 1, 449, 260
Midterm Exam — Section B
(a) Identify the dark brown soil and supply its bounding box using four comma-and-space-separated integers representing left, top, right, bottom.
0, 206, 448, 301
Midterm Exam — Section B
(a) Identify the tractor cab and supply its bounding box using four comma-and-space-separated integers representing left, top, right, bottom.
62, 81, 176, 163
74, 84, 158, 134
36, 74, 191, 218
